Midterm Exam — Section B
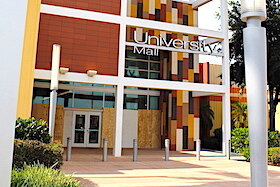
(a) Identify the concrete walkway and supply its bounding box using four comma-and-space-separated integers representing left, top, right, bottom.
62, 149, 280, 187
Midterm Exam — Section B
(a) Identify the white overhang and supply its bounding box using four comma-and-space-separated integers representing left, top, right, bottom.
35, 69, 227, 94
41, 4, 224, 40
192, 0, 212, 9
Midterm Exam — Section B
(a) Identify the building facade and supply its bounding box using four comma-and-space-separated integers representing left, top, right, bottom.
17, 0, 232, 156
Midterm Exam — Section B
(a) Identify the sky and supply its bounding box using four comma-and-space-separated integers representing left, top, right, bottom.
198, 0, 223, 65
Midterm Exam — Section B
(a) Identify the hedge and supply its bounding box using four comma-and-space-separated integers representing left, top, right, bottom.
268, 147, 280, 165
15, 118, 51, 144
11, 164, 81, 187
13, 139, 63, 169
231, 128, 280, 160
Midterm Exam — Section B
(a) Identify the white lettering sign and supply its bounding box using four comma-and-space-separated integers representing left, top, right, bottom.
132, 31, 222, 56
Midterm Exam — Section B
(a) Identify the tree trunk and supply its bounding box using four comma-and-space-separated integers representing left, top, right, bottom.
269, 86, 280, 131
269, 102, 276, 131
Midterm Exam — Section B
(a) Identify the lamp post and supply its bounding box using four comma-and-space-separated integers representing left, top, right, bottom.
49, 44, 61, 138
241, 0, 268, 187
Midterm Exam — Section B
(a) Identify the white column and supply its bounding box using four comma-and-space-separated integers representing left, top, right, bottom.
0, 1, 29, 186
222, 93, 231, 156
243, 17, 268, 187
114, 84, 125, 156
220, 0, 231, 156
49, 44, 61, 137
113, 0, 127, 157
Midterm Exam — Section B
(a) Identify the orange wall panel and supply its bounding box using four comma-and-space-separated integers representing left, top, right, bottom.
42, 0, 121, 15
36, 14, 120, 76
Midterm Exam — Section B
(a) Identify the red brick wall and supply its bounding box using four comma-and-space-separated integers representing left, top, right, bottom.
42, 0, 121, 15
36, 14, 120, 76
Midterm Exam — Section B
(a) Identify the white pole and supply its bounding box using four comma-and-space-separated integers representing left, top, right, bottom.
240, 1, 267, 186
220, 0, 231, 157
113, 84, 124, 157
113, 0, 127, 157
196, 139, 201, 161
0, 1, 29, 186
49, 44, 61, 137
243, 17, 268, 187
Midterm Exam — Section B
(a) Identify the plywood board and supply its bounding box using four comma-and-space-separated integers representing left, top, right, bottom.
138, 110, 161, 148
101, 108, 116, 148
54, 105, 64, 143
31, 103, 64, 143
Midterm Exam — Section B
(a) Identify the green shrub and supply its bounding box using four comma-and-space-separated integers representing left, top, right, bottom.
241, 147, 250, 160
11, 164, 81, 187
268, 147, 280, 165
13, 139, 63, 169
231, 128, 280, 160
15, 118, 51, 143
268, 131, 280, 148
231, 128, 250, 155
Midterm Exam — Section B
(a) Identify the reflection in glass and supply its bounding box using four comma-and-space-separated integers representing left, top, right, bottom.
89, 131, 98, 143
150, 72, 160, 79
150, 62, 160, 71
88, 115, 99, 144
124, 94, 147, 109
149, 96, 160, 110
125, 60, 148, 70
125, 49, 160, 80
74, 115, 85, 143
125, 69, 149, 79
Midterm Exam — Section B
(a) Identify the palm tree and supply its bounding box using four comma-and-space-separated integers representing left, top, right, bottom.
231, 101, 248, 127
200, 103, 215, 135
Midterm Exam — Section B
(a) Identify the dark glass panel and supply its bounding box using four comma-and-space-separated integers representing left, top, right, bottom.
125, 60, 148, 70
149, 72, 160, 79
149, 96, 159, 110
150, 62, 160, 71
74, 115, 85, 143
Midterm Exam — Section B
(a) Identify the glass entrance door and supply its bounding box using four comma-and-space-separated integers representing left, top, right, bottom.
72, 111, 101, 147
73, 114, 86, 145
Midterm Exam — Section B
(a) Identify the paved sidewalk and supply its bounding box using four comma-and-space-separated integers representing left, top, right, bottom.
62, 149, 280, 187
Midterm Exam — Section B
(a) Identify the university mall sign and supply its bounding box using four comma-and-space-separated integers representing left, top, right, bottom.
130, 30, 222, 56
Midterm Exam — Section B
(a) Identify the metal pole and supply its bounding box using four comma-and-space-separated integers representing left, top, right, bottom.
66, 137, 72, 161
243, 17, 268, 187
165, 139, 170, 161
49, 90, 57, 137
133, 139, 138, 162
196, 139, 201, 161
228, 139, 231, 160
102, 138, 108, 162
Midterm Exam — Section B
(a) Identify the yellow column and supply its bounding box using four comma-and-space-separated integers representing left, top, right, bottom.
276, 104, 280, 131
17, 0, 41, 118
